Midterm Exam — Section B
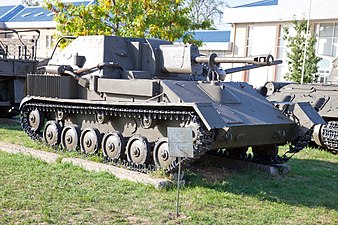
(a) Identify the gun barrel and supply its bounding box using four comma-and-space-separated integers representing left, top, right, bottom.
194, 54, 274, 65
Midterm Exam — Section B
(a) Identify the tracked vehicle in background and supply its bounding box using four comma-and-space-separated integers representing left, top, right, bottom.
264, 56, 338, 154
20, 35, 326, 172
0, 30, 39, 117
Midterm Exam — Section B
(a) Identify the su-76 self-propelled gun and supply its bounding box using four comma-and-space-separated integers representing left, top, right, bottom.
264, 56, 338, 154
20, 35, 326, 172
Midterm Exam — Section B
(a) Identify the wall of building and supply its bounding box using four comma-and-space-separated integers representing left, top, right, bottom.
247, 24, 278, 87
223, 0, 338, 86
223, 0, 338, 23
35, 29, 56, 59
223, 23, 280, 87
6, 28, 57, 59
222, 25, 247, 82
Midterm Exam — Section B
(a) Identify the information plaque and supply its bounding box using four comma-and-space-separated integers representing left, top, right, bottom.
167, 127, 194, 158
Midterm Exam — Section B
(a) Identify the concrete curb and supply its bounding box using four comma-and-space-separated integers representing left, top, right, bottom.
0, 141, 59, 163
194, 155, 291, 176
0, 141, 172, 189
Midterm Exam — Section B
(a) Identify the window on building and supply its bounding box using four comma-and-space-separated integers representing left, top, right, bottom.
46, 35, 54, 48
246, 26, 254, 56
315, 22, 338, 82
275, 25, 289, 82
244, 25, 255, 82
316, 22, 338, 56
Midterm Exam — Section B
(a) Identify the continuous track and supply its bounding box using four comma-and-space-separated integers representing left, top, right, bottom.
20, 101, 214, 173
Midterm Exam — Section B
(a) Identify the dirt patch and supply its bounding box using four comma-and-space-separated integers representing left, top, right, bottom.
127, 215, 151, 225
166, 212, 190, 224
189, 165, 231, 183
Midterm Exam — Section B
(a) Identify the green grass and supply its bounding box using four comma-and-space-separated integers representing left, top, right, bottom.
0, 122, 337, 224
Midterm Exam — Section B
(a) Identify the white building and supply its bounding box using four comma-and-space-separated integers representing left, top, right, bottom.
0, 1, 92, 59
223, 0, 338, 87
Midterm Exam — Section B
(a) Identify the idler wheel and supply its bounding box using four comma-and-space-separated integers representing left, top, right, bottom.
126, 135, 150, 165
80, 127, 101, 154
102, 131, 124, 160
61, 125, 80, 151
43, 121, 61, 147
252, 145, 278, 163
28, 109, 44, 132
153, 138, 177, 168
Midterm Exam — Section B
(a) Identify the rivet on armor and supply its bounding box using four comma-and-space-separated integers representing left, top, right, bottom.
235, 134, 246, 141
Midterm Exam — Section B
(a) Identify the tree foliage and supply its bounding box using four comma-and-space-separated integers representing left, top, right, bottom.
283, 19, 321, 83
188, 0, 226, 28
43, 0, 211, 44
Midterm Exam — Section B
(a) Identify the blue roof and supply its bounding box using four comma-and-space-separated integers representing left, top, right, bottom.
0, 6, 16, 19
8, 7, 53, 22
6, 1, 91, 22
0, 5, 24, 22
190, 30, 231, 42
234, 0, 278, 8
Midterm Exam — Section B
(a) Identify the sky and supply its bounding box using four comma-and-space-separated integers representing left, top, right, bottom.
1, 0, 259, 7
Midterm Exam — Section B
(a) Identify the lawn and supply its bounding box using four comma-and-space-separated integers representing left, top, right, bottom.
0, 122, 337, 224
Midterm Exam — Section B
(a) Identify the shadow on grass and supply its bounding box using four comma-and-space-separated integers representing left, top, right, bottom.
0, 118, 22, 131
186, 158, 338, 210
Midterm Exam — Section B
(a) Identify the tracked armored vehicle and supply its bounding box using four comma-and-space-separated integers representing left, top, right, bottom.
20, 35, 326, 172
265, 57, 338, 154
0, 30, 39, 117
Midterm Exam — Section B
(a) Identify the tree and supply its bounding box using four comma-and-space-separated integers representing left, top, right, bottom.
22, 0, 40, 6
43, 0, 211, 44
283, 19, 321, 83
188, 0, 226, 29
